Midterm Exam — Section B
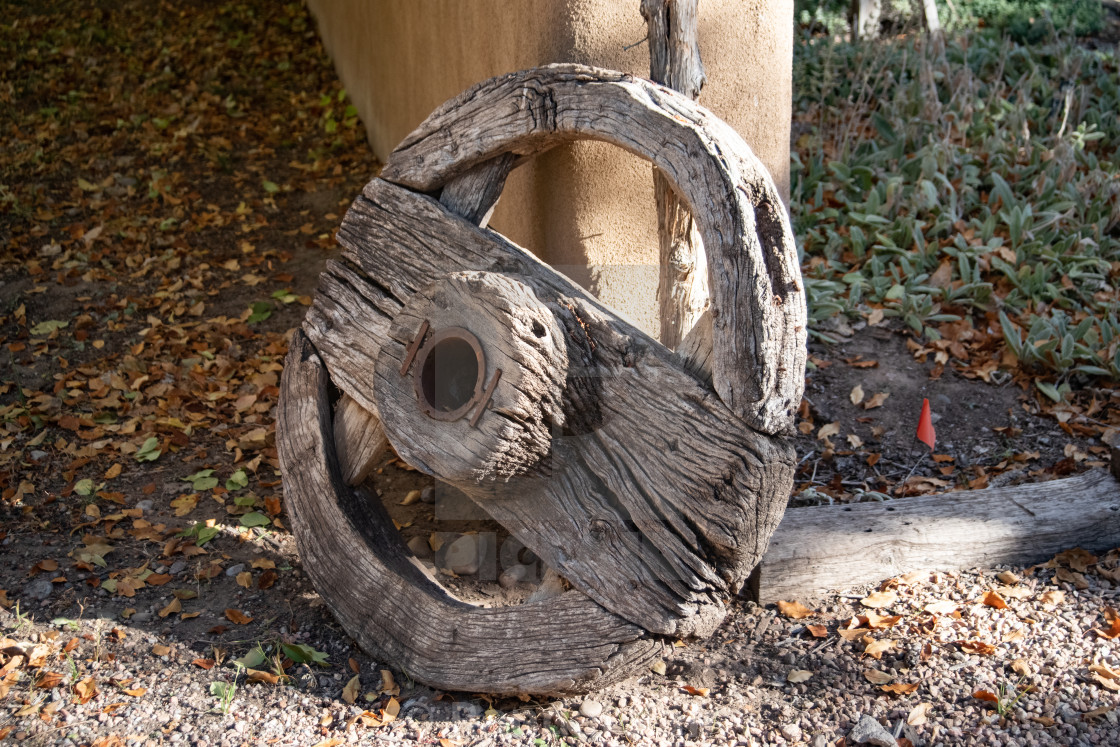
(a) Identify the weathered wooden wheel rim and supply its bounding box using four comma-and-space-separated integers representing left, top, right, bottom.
279, 64, 807, 694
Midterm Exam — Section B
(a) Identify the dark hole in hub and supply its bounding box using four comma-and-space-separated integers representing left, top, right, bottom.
420, 337, 479, 414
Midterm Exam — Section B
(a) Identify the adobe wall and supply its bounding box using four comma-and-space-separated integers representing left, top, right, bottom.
306, 0, 792, 339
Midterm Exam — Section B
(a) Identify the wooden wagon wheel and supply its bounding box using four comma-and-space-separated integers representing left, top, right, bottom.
278, 64, 807, 695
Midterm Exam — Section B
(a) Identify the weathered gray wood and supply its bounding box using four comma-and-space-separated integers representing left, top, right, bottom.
438, 153, 517, 228
674, 308, 713, 385
327, 182, 796, 636
279, 330, 664, 694
641, 0, 708, 350
332, 393, 388, 486
758, 469, 1120, 604
379, 63, 805, 435
374, 272, 567, 484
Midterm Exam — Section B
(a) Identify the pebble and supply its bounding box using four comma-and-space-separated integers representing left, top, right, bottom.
499, 563, 530, 589
578, 699, 602, 719
225, 564, 245, 577
136, 500, 154, 512
420, 486, 435, 504
25, 577, 54, 601
407, 536, 432, 559
781, 723, 802, 742
848, 714, 897, 746
441, 534, 479, 576
169, 560, 187, 575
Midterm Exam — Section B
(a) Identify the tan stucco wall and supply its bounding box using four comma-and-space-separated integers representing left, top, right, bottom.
306, 0, 793, 339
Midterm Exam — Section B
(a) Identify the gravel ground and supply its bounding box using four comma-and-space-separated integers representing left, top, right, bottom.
4, 541, 1120, 747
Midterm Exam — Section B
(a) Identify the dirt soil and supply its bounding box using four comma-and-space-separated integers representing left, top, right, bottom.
2, 2, 1120, 746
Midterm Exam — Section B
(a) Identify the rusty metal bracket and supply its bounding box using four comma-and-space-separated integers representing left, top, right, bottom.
469, 369, 503, 428
399, 320, 430, 376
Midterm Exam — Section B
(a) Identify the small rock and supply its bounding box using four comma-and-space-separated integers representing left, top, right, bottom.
30, 450, 48, 461
499, 564, 529, 589
225, 564, 245, 577
420, 486, 435, 504
441, 534, 479, 576
848, 714, 897, 747
25, 577, 53, 601
407, 536, 432, 559
136, 499, 154, 512
687, 720, 701, 739
579, 699, 603, 719
811, 735, 830, 747
169, 560, 187, 575
781, 724, 802, 742
131, 611, 152, 623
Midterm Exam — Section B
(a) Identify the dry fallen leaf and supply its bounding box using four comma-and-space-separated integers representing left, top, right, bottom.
880, 682, 918, 696
35, 671, 64, 689
681, 685, 709, 697
158, 598, 181, 618
958, 640, 996, 656
806, 624, 829, 638
1010, 658, 1032, 677
73, 676, 99, 704
865, 612, 902, 629
1092, 608, 1120, 639
224, 609, 253, 625
973, 689, 999, 703
382, 696, 400, 723
863, 669, 893, 685
863, 392, 890, 409
246, 669, 280, 685
258, 569, 278, 590
817, 422, 840, 440
1040, 589, 1065, 607
191, 658, 215, 670
380, 669, 399, 695
860, 590, 897, 609
907, 702, 932, 726
777, 600, 814, 619
863, 638, 895, 660
342, 674, 361, 704
850, 384, 865, 405
236, 571, 253, 589
923, 600, 959, 616
982, 590, 1009, 610
1092, 673, 1120, 691
839, 628, 873, 642
997, 570, 1021, 585
151, 644, 171, 657
787, 669, 813, 683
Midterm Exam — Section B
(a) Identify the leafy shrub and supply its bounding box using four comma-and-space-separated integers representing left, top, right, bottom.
791, 30, 1120, 382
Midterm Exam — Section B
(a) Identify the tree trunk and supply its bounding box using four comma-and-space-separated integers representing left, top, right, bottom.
851, 0, 882, 39
641, 0, 709, 349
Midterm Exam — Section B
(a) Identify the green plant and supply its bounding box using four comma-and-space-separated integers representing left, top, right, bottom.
210, 679, 237, 714
11, 600, 32, 633
996, 675, 1033, 716
792, 26, 1120, 383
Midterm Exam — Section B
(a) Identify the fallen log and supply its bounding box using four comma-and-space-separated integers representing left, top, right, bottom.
758, 461, 1120, 604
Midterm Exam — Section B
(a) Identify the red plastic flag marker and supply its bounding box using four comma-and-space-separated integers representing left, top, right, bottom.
916, 398, 936, 451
